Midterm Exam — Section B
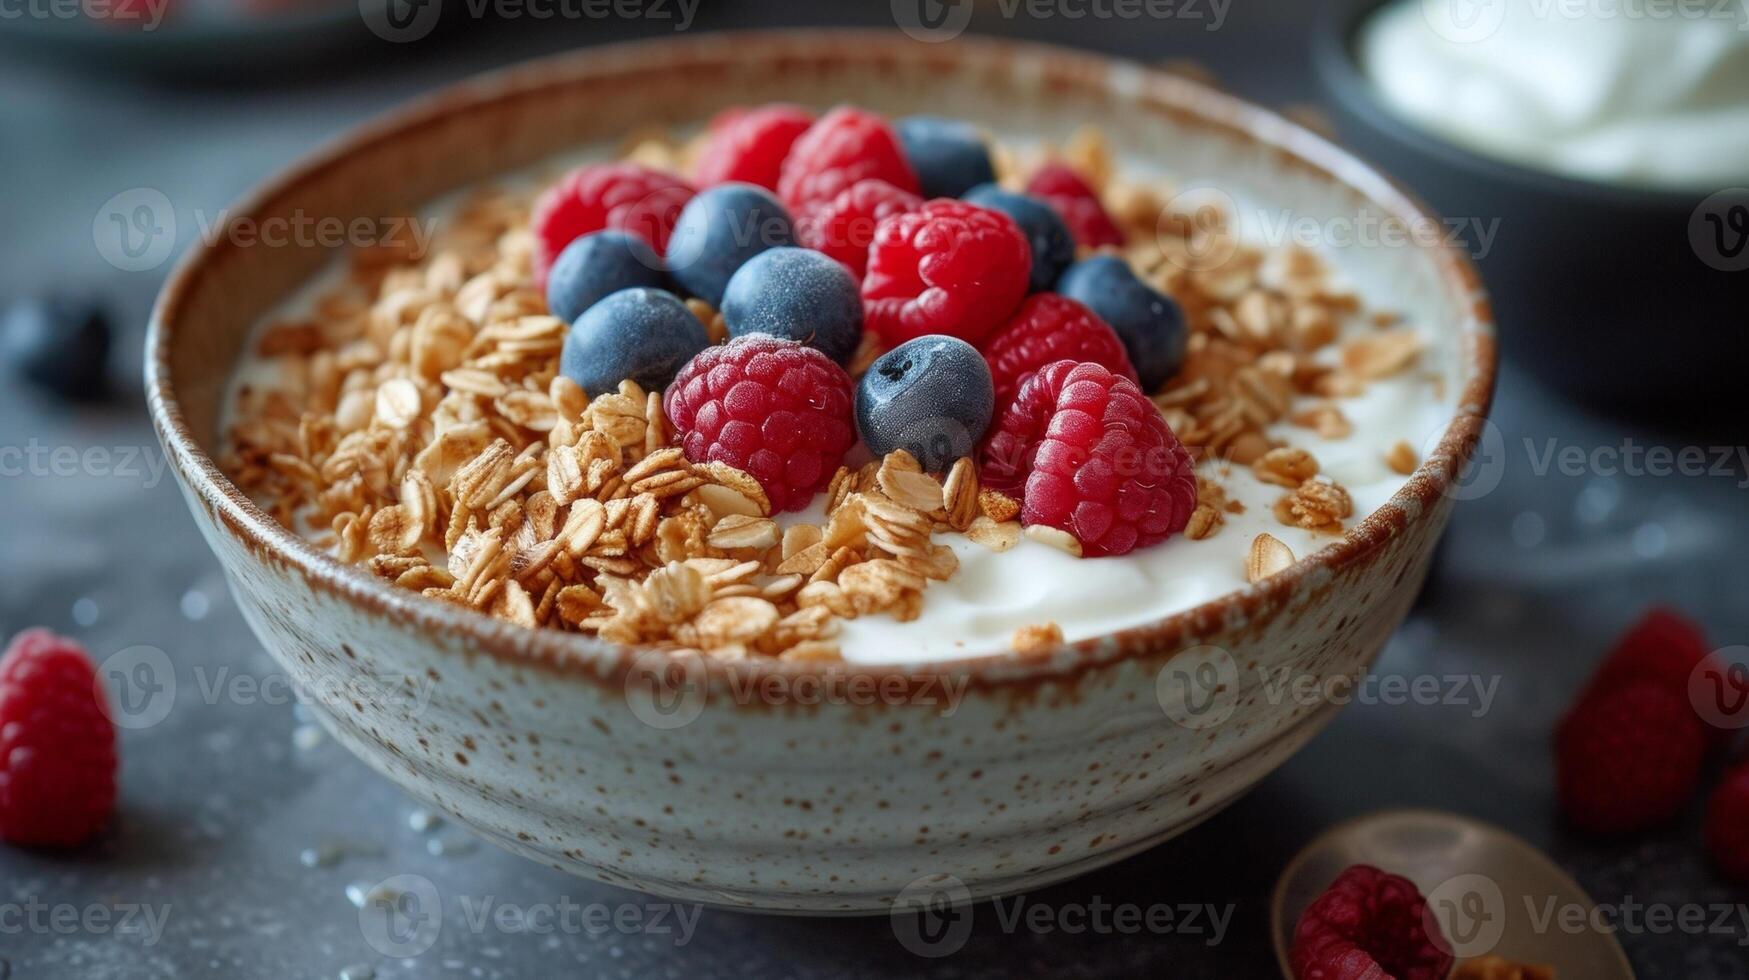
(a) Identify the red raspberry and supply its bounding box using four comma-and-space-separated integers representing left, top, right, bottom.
663, 336, 855, 512
777, 107, 919, 212
795, 178, 923, 279
980, 293, 1138, 408
862, 200, 1032, 346
1555, 682, 1704, 836
980, 360, 1196, 557
1027, 163, 1125, 248
693, 104, 813, 191
1290, 865, 1453, 980
531, 163, 696, 287
1705, 764, 1749, 882
0, 629, 117, 848
1579, 607, 1747, 742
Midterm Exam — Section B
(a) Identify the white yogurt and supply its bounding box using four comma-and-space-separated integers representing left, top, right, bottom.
1361, 0, 1749, 190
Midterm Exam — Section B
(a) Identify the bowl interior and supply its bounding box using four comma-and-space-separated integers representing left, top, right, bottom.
150, 30, 1494, 675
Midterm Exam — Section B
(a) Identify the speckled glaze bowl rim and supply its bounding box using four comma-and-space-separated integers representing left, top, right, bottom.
146, 29, 1497, 693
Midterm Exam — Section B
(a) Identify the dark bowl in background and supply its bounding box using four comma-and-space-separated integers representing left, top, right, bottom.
1314, 0, 1749, 421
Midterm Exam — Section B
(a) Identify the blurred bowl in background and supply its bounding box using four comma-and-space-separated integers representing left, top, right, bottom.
1315, 0, 1749, 421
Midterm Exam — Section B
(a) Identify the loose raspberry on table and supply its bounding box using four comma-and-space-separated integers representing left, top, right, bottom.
776, 107, 919, 212
1580, 607, 1747, 742
1555, 682, 1704, 836
693, 104, 813, 191
979, 360, 1195, 557
980, 293, 1138, 407
0, 629, 117, 848
531, 163, 696, 287
861, 200, 1032, 346
794, 178, 922, 279
1027, 162, 1126, 248
663, 335, 856, 512
1290, 864, 1454, 980
1705, 764, 1749, 883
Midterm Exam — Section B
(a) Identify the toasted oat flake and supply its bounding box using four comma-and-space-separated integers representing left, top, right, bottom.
1386, 440, 1419, 475
1024, 524, 1084, 558
1012, 622, 1064, 653
1246, 533, 1295, 583
965, 516, 1020, 552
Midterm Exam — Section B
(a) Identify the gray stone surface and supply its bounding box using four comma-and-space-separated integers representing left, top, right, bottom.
3, 3, 1746, 977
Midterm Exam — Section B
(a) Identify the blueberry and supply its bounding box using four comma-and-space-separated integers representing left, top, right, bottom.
559, 287, 709, 396
545, 230, 665, 325
1056, 256, 1186, 391
665, 183, 794, 306
720, 247, 863, 367
2, 296, 112, 401
961, 184, 1074, 293
896, 116, 997, 199
855, 335, 993, 473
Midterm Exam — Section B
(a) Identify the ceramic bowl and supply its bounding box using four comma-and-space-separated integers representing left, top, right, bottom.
1316, 0, 1748, 419
146, 30, 1495, 914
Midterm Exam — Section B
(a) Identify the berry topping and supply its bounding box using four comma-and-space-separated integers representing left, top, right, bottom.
1581, 607, 1747, 742
1290, 865, 1453, 980
777, 106, 920, 212
0, 629, 117, 848
1555, 682, 1704, 836
1027, 162, 1125, 248
1705, 764, 1749, 882
544, 230, 665, 325
2, 296, 113, 401
694, 104, 813, 191
794, 178, 922, 279
894, 115, 997, 199
856, 335, 994, 473
980, 360, 1195, 557
559, 287, 709, 397
721, 246, 864, 367
980, 293, 1137, 407
1056, 255, 1186, 391
862, 200, 1032, 347
664, 335, 856, 512
531, 163, 695, 287
665, 183, 795, 307
961, 184, 1076, 294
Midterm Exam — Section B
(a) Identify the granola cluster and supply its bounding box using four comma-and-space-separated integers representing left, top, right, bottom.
223, 125, 1430, 658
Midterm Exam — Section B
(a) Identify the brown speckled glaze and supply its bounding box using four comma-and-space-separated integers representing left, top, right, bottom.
146, 31, 1495, 913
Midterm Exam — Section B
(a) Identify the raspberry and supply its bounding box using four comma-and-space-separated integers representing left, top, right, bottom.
980, 293, 1138, 407
980, 360, 1196, 557
861, 200, 1032, 346
0, 629, 117, 848
663, 336, 855, 512
1027, 162, 1125, 248
694, 104, 813, 191
1555, 682, 1704, 836
1580, 607, 1747, 742
777, 107, 919, 212
1705, 764, 1749, 882
794, 178, 922, 279
531, 163, 696, 287
1290, 865, 1454, 980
